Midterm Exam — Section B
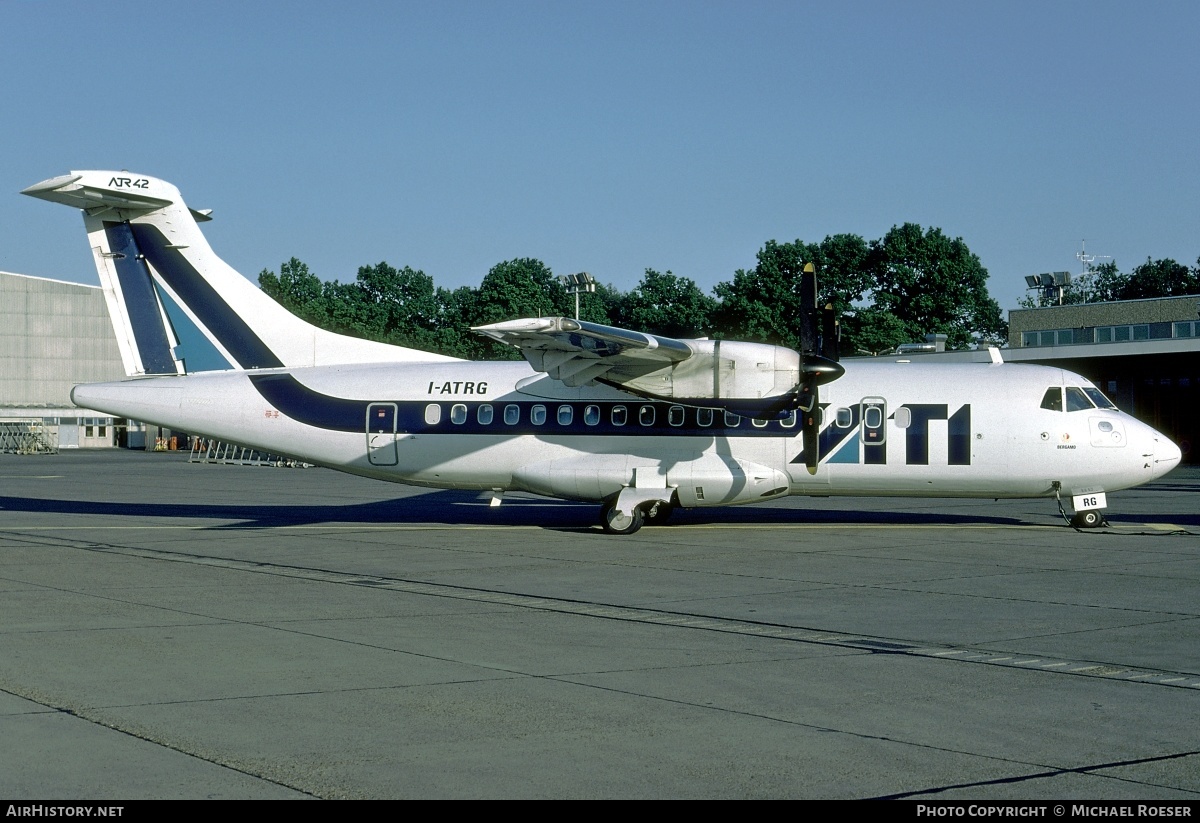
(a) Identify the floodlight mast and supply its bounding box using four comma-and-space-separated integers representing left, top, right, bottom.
559, 272, 596, 320
1023, 271, 1071, 305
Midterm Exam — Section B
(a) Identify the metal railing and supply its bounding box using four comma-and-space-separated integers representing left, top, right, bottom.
188, 438, 311, 468
0, 420, 58, 454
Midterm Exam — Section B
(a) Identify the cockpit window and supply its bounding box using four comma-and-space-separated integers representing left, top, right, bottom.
1083, 387, 1117, 410
1040, 387, 1063, 412
1065, 386, 1094, 412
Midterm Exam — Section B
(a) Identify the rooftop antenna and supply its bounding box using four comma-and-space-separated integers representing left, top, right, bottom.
1075, 239, 1111, 303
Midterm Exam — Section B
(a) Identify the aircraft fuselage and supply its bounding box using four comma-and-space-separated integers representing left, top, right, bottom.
72, 357, 1179, 507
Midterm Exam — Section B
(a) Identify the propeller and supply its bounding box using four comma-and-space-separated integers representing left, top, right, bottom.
796, 263, 843, 475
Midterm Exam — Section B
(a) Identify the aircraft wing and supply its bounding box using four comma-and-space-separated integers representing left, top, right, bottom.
472, 317, 694, 388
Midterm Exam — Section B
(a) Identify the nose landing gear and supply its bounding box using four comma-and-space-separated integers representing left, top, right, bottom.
1070, 509, 1104, 529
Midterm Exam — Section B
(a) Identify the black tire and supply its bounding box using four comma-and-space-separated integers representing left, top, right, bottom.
1072, 509, 1103, 528
643, 501, 674, 526
601, 502, 645, 535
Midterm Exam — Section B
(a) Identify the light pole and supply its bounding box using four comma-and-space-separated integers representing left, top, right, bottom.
559, 272, 596, 320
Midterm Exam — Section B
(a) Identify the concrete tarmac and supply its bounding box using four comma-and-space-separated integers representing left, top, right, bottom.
1, 450, 1197, 799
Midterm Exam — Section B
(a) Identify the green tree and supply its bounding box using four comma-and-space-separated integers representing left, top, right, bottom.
617, 269, 716, 338
712, 236, 872, 351
258, 258, 328, 326
353, 262, 444, 350
1116, 258, 1200, 300
864, 224, 1006, 349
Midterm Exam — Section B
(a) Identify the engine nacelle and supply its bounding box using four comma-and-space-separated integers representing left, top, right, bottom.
614, 340, 801, 416
510, 453, 791, 507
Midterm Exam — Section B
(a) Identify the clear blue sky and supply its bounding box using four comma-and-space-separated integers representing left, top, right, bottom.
3, 1, 1197, 317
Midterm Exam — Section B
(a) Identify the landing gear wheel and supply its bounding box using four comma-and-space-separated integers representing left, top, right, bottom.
643, 501, 674, 526
1071, 509, 1103, 528
600, 502, 645, 535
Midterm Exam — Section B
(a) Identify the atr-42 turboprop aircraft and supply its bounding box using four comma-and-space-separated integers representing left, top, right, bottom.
23, 171, 1181, 534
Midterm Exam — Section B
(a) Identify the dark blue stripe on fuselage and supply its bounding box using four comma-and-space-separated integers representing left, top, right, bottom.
129, 223, 284, 369
103, 222, 177, 374
248, 373, 799, 438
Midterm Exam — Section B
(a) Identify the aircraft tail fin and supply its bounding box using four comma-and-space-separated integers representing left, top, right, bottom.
22, 171, 453, 375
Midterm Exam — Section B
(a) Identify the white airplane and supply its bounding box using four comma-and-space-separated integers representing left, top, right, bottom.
23, 171, 1182, 533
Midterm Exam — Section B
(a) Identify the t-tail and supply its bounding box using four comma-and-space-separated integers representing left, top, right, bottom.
22, 171, 454, 375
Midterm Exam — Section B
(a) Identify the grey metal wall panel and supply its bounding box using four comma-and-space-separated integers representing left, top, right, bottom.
0, 272, 125, 407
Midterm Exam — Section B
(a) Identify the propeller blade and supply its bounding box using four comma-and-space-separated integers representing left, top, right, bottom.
799, 262, 818, 355
796, 263, 842, 474
802, 392, 820, 475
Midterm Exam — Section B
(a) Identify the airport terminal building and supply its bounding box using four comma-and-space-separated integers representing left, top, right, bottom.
1003, 294, 1200, 463
0, 271, 129, 451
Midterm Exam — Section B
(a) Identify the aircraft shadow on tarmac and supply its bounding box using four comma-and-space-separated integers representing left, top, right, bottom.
0, 490, 1049, 531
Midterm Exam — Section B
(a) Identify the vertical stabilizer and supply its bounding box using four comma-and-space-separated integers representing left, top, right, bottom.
22, 171, 455, 375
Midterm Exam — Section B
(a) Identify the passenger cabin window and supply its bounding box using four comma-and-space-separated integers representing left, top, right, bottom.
894, 407, 912, 428
450, 404, 468, 424
1065, 386, 1094, 412
780, 410, 797, 429
1040, 388, 1064, 412
584, 405, 600, 426
612, 405, 628, 426
531, 405, 547, 425
668, 406, 685, 427
424, 404, 442, 425
477, 404, 493, 425
504, 404, 520, 425
697, 408, 714, 427
751, 416, 768, 428
724, 411, 741, 427
557, 405, 573, 425
639, 406, 655, 426
836, 407, 853, 428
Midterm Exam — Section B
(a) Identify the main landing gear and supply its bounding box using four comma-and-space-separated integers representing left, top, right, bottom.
599, 499, 675, 535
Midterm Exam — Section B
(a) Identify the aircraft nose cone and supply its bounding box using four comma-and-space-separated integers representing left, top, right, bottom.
1155, 436, 1182, 477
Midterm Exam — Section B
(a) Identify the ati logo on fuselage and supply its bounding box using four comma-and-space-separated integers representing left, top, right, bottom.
793, 403, 972, 467
109, 177, 150, 189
